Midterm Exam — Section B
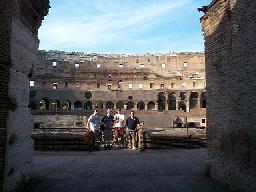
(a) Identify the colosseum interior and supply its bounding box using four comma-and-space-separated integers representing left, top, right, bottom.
29, 51, 207, 129
1, 0, 256, 191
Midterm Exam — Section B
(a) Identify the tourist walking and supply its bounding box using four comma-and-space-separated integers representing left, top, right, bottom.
125, 110, 140, 150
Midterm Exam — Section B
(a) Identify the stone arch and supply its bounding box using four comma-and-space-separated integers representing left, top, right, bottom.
178, 101, 186, 112
189, 92, 199, 109
39, 98, 49, 110
127, 101, 134, 110
50, 99, 60, 111
201, 92, 206, 108
95, 101, 103, 109
84, 101, 92, 110
158, 92, 166, 111
116, 101, 124, 109
106, 101, 114, 109
61, 100, 71, 110
168, 92, 176, 110
74, 101, 82, 109
137, 101, 145, 110
147, 101, 155, 110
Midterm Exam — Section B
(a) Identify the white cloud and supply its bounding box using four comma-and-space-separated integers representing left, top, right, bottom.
39, 0, 200, 52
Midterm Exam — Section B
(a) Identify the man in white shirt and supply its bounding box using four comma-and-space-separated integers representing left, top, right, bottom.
113, 108, 125, 146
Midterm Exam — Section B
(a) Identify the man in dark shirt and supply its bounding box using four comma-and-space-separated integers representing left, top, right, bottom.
101, 109, 114, 145
125, 111, 140, 149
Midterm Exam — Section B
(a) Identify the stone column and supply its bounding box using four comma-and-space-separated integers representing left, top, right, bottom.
186, 100, 190, 112
71, 102, 74, 110
165, 101, 168, 111
145, 101, 148, 110
176, 99, 180, 110
198, 91, 202, 108
155, 101, 158, 111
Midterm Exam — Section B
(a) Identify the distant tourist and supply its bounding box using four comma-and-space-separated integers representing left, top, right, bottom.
125, 110, 140, 150
101, 109, 114, 146
87, 109, 101, 150
113, 108, 125, 146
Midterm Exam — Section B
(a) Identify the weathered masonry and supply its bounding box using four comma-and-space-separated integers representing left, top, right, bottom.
0, 0, 49, 191
30, 51, 207, 128
200, 0, 256, 191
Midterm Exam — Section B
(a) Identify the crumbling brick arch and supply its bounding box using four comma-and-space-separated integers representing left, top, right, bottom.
200, 92, 206, 108
189, 92, 199, 109
50, 99, 60, 111
168, 92, 176, 110
147, 101, 155, 110
127, 101, 134, 110
106, 101, 114, 109
61, 100, 71, 110
84, 101, 92, 110
137, 101, 145, 110
74, 101, 82, 110
116, 101, 124, 109
39, 98, 49, 110
178, 101, 186, 112
95, 101, 103, 109
158, 92, 166, 111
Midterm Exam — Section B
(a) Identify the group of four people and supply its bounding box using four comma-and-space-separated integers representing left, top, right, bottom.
86, 108, 141, 150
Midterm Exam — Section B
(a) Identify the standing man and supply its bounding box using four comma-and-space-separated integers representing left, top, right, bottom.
101, 109, 114, 146
125, 110, 140, 150
87, 109, 101, 150
113, 108, 125, 146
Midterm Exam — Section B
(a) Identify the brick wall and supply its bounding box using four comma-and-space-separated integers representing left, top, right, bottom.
0, 0, 49, 191
201, 0, 256, 191
0, 0, 11, 191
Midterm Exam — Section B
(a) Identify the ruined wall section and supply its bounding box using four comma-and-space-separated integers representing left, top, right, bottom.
3, 0, 49, 190
201, 0, 256, 191
0, 0, 12, 190
34, 51, 205, 92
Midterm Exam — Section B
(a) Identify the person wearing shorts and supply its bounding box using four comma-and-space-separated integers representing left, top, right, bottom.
125, 110, 140, 149
113, 108, 125, 144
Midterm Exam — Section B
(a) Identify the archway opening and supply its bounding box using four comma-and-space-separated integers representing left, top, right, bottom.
61, 100, 71, 110
137, 101, 145, 110
147, 101, 155, 110
84, 101, 92, 110
158, 92, 166, 111
74, 101, 82, 109
116, 101, 124, 109
106, 101, 114, 109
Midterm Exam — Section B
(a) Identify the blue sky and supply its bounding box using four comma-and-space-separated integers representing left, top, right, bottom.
39, 0, 211, 54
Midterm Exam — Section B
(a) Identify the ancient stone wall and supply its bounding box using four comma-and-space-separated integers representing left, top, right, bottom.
30, 51, 206, 116
0, 0, 49, 191
201, 0, 256, 191
0, 0, 12, 190
33, 109, 206, 129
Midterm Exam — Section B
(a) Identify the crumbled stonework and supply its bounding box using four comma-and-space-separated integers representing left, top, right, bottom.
0, 0, 49, 191
200, 0, 256, 191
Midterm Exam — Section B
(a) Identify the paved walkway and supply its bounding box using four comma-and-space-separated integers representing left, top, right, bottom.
31, 148, 229, 192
